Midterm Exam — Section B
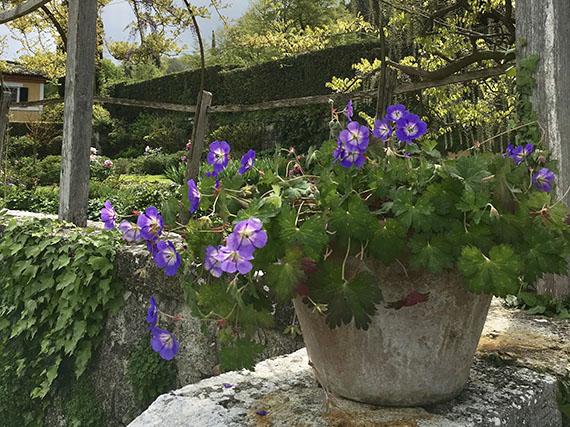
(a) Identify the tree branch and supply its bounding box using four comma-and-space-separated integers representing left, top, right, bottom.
0, 0, 52, 24
41, 4, 66, 51
387, 51, 514, 81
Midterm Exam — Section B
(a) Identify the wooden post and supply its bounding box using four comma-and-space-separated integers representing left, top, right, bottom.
517, 0, 570, 300
58, 0, 98, 227
180, 90, 212, 224
0, 83, 11, 166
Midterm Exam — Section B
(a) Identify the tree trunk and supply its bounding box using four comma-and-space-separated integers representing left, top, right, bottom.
517, 0, 570, 300
58, 0, 98, 227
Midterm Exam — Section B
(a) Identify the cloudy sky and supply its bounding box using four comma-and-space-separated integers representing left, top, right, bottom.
0, 0, 250, 61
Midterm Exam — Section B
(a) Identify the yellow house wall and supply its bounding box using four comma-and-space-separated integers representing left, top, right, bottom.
4, 77, 44, 122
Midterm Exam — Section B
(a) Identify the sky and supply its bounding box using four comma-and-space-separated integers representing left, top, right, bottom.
0, 0, 250, 61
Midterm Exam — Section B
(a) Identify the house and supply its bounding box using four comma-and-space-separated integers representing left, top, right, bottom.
2, 61, 47, 122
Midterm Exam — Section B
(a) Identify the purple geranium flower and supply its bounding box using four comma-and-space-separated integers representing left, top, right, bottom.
117, 220, 142, 242
204, 245, 224, 277
207, 140, 230, 175
395, 113, 427, 144
150, 327, 179, 360
511, 143, 533, 164
532, 168, 555, 193
333, 138, 346, 164
239, 150, 256, 175
373, 118, 393, 141
340, 149, 366, 168
147, 295, 158, 330
227, 217, 268, 252
344, 100, 353, 120
188, 179, 200, 213
339, 121, 369, 152
100, 200, 117, 230
153, 240, 181, 276
137, 206, 164, 241
214, 241, 255, 275
386, 104, 408, 121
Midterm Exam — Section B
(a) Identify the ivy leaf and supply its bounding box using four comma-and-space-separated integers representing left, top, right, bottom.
277, 208, 328, 259
457, 245, 521, 297
219, 338, 264, 372
311, 263, 382, 330
392, 190, 434, 232
409, 235, 454, 274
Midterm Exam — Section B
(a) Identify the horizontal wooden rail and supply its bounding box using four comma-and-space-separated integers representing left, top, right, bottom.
12, 64, 509, 113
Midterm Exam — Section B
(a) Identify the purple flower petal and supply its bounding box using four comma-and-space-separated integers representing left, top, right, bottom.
150, 327, 179, 360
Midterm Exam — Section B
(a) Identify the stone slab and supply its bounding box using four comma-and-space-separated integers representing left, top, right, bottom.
129, 346, 561, 427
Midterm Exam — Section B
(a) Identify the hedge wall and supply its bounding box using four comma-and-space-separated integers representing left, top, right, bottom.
105, 41, 383, 155
110, 41, 382, 110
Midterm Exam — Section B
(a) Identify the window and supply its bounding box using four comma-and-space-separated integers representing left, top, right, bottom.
7, 86, 28, 103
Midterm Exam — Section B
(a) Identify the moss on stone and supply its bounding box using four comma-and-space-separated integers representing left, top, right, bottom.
64, 375, 105, 427
127, 338, 178, 409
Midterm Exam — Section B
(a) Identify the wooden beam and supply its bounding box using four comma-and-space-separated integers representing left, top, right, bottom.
180, 90, 212, 224
58, 0, 98, 227
93, 96, 196, 112
0, 84, 11, 165
13, 65, 510, 114
0, 0, 52, 24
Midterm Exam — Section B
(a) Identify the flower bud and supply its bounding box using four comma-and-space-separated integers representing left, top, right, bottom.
488, 204, 500, 221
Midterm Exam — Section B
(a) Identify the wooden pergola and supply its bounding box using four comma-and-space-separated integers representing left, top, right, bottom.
1, 0, 97, 226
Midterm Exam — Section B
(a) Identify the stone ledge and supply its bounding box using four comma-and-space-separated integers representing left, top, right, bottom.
128, 348, 560, 427
129, 300, 568, 427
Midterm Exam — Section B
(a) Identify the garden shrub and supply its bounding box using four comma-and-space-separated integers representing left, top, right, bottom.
1, 186, 60, 214
5, 135, 37, 158
9, 155, 62, 188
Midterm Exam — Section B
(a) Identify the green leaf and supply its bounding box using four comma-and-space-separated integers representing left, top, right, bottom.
329, 195, 379, 243
445, 155, 491, 192
277, 207, 328, 258
369, 219, 407, 265
283, 178, 311, 199
87, 256, 113, 275
311, 263, 382, 330
392, 190, 434, 232
456, 190, 491, 225
265, 247, 306, 301
219, 338, 264, 371
409, 235, 454, 274
458, 245, 521, 297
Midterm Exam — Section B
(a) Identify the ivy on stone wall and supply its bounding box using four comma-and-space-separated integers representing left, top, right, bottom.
0, 217, 123, 425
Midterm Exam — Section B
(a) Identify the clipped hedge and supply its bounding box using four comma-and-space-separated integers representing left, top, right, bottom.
109, 41, 382, 114
107, 42, 382, 153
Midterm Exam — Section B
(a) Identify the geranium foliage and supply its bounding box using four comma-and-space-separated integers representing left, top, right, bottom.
108, 101, 570, 371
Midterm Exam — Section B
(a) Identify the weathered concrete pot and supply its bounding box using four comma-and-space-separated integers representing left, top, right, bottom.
294, 259, 492, 406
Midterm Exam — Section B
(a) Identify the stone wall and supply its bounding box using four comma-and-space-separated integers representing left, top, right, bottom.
1, 211, 302, 426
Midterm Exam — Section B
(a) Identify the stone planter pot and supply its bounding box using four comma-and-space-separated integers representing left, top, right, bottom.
293, 258, 492, 406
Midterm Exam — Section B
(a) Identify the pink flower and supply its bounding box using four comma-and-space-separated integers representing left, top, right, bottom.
181, 155, 187, 162
90, 147, 97, 154
186, 140, 192, 150
145, 146, 150, 153
103, 160, 113, 168
90, 155, 95, 162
